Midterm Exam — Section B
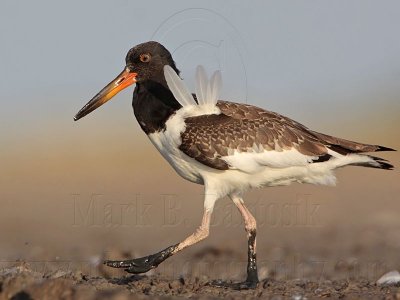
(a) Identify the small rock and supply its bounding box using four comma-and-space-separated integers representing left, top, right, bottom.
377, 270, 400, 285
169, 279, 182, 290
72, 271, 85, 281
46, 270, 69, 279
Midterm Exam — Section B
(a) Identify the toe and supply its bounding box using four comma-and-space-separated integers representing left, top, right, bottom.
104, 256, 155, 274
104, 259, 135, 268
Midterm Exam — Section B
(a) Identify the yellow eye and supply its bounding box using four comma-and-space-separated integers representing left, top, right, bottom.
139, 53, 151, 63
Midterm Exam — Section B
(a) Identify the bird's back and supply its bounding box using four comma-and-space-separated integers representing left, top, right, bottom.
179, 100, 394, 173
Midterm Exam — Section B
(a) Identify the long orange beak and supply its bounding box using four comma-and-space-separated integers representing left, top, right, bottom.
74, 68, 137, 121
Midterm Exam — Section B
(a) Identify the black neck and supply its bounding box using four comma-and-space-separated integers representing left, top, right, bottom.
132, 80, 181, 134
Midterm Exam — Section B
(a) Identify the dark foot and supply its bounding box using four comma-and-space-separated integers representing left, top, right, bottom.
208, 279, 258, 290
104, 255, 156, 274
104, 244, 178, 274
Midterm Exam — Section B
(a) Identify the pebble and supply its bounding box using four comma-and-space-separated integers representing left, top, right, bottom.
377, 270, 400, 285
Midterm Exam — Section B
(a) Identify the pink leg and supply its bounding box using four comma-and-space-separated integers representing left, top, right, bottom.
173, 209, 211, 253
104, 208, 213, 274
231, 194, 258, 286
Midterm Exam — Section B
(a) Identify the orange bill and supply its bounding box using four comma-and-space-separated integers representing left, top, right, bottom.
74, 68, 137, 121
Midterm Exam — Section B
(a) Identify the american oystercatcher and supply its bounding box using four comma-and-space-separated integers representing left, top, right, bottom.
74, 41, 394, 289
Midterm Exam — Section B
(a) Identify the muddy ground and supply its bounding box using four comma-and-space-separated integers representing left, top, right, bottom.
1, 253, 400, 300
1, 272, 400, 300
2, 227, 400, 300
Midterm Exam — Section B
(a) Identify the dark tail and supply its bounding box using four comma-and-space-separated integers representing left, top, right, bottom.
311, 131, 395, 170
351, 155, 394, 170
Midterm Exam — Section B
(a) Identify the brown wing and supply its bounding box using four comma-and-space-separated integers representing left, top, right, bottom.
309, 131, 394, 154
179, 101, 328, 170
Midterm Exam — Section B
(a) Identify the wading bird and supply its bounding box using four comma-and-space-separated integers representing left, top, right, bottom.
74, 41, 394, 289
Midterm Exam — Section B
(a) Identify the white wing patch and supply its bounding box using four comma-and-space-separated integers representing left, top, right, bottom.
222, 148, 318, 173
163, 65, 222, 115
208, 70, 222, 106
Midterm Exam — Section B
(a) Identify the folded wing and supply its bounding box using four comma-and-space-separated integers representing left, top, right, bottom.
179, 101, 329, 172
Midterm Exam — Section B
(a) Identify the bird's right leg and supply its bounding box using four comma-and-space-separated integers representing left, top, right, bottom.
232, 194, 259, 288
104, 194, 217, 274
211, 193, 259, 290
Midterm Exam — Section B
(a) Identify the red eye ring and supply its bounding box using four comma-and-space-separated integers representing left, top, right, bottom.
140, 53, 151, 63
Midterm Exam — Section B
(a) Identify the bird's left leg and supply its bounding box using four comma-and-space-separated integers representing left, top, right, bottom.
104, 194, 216, 274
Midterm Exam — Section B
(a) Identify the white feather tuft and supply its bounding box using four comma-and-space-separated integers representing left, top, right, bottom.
163, 65, 197, 107
164, 65, 222, 113
208, 70, 222, 106
195, 65, 208, 105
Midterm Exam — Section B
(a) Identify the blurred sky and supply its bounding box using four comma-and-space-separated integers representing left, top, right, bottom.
0, 0, 399, 261
1, 0, 400, 127
1, 0, 399, 189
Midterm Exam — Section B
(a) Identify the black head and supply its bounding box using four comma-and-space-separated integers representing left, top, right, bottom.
125, 41, 179, 84
74, 41, 179, 121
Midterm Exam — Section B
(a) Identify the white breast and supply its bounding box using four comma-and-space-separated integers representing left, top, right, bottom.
147, 107, 211, 184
